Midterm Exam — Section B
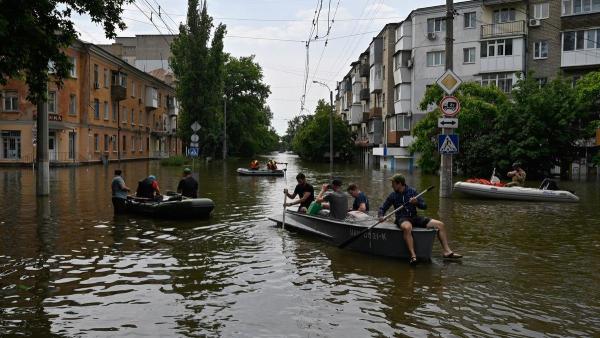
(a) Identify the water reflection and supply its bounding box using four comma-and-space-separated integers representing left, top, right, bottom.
0, 155, 598, 336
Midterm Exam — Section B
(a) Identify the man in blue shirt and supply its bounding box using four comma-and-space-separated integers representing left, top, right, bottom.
347, 183, 369, 213
379, 174, 462, 265
111, 169, 130, 214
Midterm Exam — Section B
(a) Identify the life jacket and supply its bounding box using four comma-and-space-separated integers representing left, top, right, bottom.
136, 177, 155, 198
267, 160, 277, 170
250, 160, 259, 170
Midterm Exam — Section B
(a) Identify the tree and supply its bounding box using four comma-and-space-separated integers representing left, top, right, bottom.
292, 100, 354, 161
171, 0, 226, 157
0, 0, 131, 103
221, 55, 277, 156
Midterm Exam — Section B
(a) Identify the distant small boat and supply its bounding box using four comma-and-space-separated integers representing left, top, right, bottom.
269, 211, 437, 260
237, 168, 285, 177
124, 195, 215, 218
453, 181, 579, 202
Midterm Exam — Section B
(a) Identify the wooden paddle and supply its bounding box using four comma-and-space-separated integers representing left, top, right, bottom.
282, 194, 287, 230
338, 186, 435, 249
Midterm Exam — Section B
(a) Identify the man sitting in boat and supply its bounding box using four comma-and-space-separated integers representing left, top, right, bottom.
347, 183, 369, 213
249, 160, 260, 170
136, 175, 161, 200
506, 162, 526, 187
315, 179, 348, 220
283, 173, 315, 213
266, 160, 278, 170
379, 174, 462, 265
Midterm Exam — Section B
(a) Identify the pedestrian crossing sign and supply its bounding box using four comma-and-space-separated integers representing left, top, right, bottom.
438, 134, 459, 154
188, 147, 199, 157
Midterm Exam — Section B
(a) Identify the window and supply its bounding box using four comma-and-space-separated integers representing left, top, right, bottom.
48, 91, 57, 114
464, 12, 476, 29
93, 64, 99, 86
481, 39, 513, 57
93, 99, 99, 119
132, 81, 136, 97
536, 78, 548, 88
104, 101, 109, 120
426, 51, 445, 66
481, 73, 513, 93
390, 115, 411, 131
112, 101, 118, 121
563, 31, 587, 51
139, 135, 143, 151
3, 91, 18, 111
533, 3, 550, 19
463, 47, 476, 63
94, 133, 99, 152
104, 69, 109, 88
139, 111, 143, 126
562, 0, 600, 14
112, 135, 117, 152
534, 41, 548, 59
69, 94, 77, 115
122, 135, 126, 152
586, 29, 600, 48
131, 136, 135, 152
493, 8, 516, 23
104, 134, 109, 152
427, 17, 446, 33
1, 130, 21, 159
122, 106, 127, 122
69, 57, 77, 78
68, 132, 76, 159
131, 109, 135, 125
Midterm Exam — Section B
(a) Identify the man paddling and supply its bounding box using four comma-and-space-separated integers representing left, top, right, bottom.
283, 173, 315, 213
379, 174, 462, 265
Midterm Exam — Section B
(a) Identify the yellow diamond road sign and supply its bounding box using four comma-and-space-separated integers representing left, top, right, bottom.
436, 69, 462, 95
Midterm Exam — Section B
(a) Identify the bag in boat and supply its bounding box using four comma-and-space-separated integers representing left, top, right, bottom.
307, 201, 322, 215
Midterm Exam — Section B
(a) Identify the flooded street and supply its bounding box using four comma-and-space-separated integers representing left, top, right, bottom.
1, 153, 599, 337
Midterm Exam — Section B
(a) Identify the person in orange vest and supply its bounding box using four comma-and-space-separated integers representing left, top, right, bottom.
267, 160, 278, 170
249, 160, 260, 170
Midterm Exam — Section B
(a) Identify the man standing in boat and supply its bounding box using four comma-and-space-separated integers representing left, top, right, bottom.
315, 179, 348, 220
506, 162, 526, 187
283, 173, 315, 213
177, 168, 198, 198
379, 174, 462, 265
111, 169, 130, 214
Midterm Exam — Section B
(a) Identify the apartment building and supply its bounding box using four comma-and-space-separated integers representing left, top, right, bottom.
560, 0, 600, 80
0, 40, 180, 165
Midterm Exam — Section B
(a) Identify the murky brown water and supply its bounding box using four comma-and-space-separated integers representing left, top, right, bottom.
1, 153, 599, 337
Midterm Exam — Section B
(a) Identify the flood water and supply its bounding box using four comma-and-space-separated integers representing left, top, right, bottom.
0, 153, 599, 337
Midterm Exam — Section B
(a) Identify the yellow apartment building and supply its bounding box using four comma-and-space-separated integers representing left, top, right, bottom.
0, 40, 180, 165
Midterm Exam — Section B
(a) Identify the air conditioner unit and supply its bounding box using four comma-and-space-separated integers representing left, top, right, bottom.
529, 19, 541, 27
93, 81, 100, 89
427, 32, 437, 40
407, 59, 413, 68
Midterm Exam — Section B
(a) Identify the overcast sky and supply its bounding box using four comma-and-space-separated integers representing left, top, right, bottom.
73, 0, 458, 135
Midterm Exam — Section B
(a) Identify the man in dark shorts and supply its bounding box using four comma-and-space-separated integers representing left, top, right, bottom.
378, 174, 462, 265
283, 173, 315, 212
111, 169, 130, 214
177, 168, 198, 198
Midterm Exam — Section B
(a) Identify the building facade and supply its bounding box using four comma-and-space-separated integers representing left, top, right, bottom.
0, 40, 180, 166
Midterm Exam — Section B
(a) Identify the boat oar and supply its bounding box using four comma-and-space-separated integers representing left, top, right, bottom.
282, 194, 287, 230
338, 186, 435, 249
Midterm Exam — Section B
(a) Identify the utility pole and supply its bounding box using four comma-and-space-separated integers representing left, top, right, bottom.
36, 84, 49, 196
440, 0, 454, 198
313, 80, 334, 178
223, 94, 227, 160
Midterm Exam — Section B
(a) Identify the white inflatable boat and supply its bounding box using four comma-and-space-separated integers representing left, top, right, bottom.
453, 181, 579, 202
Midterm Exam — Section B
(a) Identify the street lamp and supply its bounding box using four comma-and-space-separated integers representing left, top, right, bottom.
312, 80, 334, 178
223, 93, 227, 160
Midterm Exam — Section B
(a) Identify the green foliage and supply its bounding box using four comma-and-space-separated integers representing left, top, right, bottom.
171, 0, 226, 158
282, 115, 312, 150
412, 73, 595, 179
0, 0, 131, 103
291, 100, 354, 161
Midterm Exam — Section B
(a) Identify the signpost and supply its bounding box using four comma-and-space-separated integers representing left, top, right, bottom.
438, 134, 459, 154
190, 121, 200, 174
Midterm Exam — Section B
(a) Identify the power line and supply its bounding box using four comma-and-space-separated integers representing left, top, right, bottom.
131, 1, 172, 45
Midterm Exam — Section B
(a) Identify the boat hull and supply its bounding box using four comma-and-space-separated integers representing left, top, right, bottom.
453, 181, 579, 202
237, 168, 285, 177
124, 197, 215, 219
269, 211, 437, 260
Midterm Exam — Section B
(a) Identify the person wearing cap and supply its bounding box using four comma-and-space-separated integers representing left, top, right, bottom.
284, 173, 315, 212
506, 162, 526, 187
111, 169, 130, 214
316, 179, 348, 220
379, 173, 462, 265
177, 168, 198, 198
136, 175, 161, 200
347, 183, 369, 213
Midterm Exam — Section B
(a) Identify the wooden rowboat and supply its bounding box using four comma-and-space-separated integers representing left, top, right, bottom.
269, 210, 437, 260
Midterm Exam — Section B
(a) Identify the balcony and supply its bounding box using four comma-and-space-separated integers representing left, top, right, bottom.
369, 107, 382, 119
393, 67, 411, 84
481, 21, 525, 39
561, 50, 600, 68
360, 64, 369, 77
167, 96, 178, 116
360, 88, 370, 101
145, 87, 158, 109
350, 104, 363, 125
394, 100, 411, 114
111, 84, 126, 101
395, 36, 412, 52
369, 64, 383, 93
